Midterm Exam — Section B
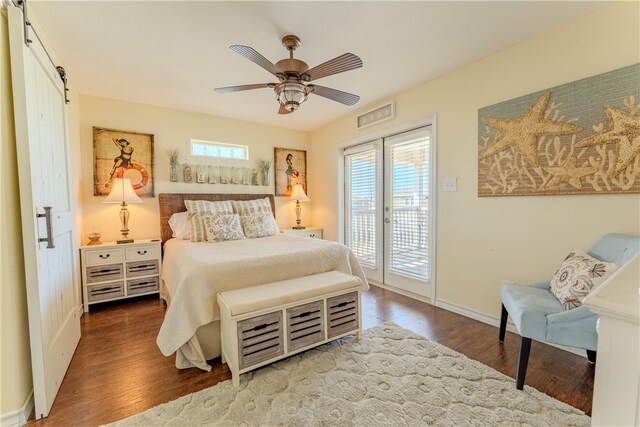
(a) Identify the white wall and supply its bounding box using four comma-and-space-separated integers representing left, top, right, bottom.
79, 95, 311, 243
308, 1, 640, 318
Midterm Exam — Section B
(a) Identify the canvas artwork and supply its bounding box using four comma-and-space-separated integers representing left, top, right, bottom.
478, 64, 640, 197
274, 147, 307, 196
93, 127, 155, 197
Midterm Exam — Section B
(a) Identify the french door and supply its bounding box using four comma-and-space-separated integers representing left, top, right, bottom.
9, 6, 81, 418
345, 126, 433, 298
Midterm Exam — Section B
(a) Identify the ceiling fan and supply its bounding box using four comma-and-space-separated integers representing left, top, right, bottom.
214, 35, 363, 114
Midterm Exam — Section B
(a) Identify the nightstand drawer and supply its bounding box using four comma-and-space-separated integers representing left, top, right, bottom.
86, 263, 124, 284
127, 276, 159, 295
85, 248, 124, 266
126, 259, 159, 278
87, 282, 124, 302
282, 228, 323, 239
125, 244, 159, 261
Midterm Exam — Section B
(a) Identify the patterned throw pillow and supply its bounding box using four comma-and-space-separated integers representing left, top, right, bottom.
184, 200, 234, 242
549, 249, 618, 310
241, 213, 278, 239
202, 214, 245, 242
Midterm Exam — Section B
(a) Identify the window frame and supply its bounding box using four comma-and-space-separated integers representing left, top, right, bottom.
190, 139, 249, 160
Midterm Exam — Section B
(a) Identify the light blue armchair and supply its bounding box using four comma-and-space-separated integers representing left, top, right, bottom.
499, 233, 640, 389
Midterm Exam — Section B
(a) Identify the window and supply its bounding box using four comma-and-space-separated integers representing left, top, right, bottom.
191, 139, 248, 160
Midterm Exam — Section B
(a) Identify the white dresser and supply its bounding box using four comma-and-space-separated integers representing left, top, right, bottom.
80, 239, 162, 312
281, 227, 323, 239
584, 253, 639, 426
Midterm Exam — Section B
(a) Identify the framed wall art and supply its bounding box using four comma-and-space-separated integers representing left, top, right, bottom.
478, 63, 639, 197
274, 147, 307, 196
93, 127, 155, 197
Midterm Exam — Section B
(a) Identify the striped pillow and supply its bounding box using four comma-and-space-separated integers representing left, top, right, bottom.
232, 197, 273, 216
184, 200, 234, 242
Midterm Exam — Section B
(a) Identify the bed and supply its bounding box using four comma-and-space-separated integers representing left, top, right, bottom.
156, 193, 368, 371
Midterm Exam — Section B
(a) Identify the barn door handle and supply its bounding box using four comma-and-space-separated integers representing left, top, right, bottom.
36, 206, 55, 248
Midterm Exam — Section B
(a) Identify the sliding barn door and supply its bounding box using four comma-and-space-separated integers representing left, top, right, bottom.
8, 6, 80, 418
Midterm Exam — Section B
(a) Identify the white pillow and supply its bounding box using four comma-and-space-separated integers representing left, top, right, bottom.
168, 212, 190, 239
233, 197, 279, 232
202, 214, 245, 242
549, 249, 619, 310
184, 200, 234, 242
241, 213, 278, 239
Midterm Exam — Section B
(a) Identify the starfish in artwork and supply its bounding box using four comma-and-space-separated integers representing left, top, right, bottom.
543, 156, 598, 189
482, 92, 582, 167
576, 106, 640, 174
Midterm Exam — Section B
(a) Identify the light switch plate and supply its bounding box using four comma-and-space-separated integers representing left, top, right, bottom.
443, 178, 457, 192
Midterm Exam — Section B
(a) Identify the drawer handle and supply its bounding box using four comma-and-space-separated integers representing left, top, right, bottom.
299, 311, 311, 318
137, 250, 147, 255
99, 254, 110, 259
253, 323, 268, 331
336, 302, 348, 308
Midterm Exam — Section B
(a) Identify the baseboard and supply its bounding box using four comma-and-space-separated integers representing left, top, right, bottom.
434, 299, 586, 358
368, 282, 432, 304
0, 390, 33, 427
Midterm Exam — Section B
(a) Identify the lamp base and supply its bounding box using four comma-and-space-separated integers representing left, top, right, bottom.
292, 226, 306, 230
117, 239, 134, 244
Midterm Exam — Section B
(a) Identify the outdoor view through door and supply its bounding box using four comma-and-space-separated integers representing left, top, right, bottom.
345, 126, 433, 298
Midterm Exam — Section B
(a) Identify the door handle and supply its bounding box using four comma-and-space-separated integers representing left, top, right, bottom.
36, 206, 55, 248
384, 218, 390, 223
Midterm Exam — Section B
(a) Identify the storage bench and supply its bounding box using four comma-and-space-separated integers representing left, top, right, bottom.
217, 271, 362, 386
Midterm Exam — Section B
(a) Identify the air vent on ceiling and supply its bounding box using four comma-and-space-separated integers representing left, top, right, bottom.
356, 102, 395, 130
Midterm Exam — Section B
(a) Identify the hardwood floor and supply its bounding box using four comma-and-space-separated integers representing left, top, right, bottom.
28, 286, 594, 426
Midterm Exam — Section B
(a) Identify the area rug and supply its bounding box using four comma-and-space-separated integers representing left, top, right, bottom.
107, 323, 589, 426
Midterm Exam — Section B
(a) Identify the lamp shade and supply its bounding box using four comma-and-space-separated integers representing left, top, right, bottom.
103, 178, 143, 204
289, 184, 310, 202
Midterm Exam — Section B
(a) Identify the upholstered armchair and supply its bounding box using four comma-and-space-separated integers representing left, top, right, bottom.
499, 233, 640, 390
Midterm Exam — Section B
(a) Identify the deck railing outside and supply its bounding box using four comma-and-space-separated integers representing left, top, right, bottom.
349, 207, 429, 279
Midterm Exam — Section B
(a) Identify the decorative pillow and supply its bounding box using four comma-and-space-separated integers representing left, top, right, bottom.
549, 249, 619, 310
241, 213, 278, 239
184, 200, 234, 242
202, 214, 245, 242
232, 197, 273, 216
168, 212, 190, 239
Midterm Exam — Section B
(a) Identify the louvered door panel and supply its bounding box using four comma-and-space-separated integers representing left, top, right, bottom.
327, 292, 359, 338
286, 300, 324, 352
238, 311, 284, 369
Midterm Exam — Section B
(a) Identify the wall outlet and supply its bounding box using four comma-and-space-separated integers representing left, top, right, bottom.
443, 178, 457, 192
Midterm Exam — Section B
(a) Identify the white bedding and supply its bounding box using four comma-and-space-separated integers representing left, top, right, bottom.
156, 234, 368, 370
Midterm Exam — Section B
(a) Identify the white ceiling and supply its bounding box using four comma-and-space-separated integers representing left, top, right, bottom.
30, 1, 606, 132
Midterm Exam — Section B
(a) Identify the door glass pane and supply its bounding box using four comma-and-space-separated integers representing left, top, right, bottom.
345, 149, 377, 268
387, 134, 430, 279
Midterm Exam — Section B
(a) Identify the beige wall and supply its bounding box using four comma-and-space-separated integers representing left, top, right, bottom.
0, 11, 33, 415
309, 2, 640, 318
79, 95, 311, 243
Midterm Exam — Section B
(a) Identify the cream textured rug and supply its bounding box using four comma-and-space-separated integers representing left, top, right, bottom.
108, 324, 589, 426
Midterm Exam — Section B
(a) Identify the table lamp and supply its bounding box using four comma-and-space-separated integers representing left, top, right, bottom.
289, 184, 310, 229
104, 178, 142, 244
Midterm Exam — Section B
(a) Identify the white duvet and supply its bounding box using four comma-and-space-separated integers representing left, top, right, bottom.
156, 234, 368, 370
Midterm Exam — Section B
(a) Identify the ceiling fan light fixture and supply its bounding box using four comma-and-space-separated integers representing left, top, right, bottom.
276, 81, 311, 112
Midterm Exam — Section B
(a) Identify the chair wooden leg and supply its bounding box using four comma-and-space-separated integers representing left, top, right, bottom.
516, 337, 532, 390
499, 304, 508, 342
586, 350, 597, 364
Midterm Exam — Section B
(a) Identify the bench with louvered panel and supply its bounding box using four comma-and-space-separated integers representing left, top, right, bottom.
217, 271, 362, 386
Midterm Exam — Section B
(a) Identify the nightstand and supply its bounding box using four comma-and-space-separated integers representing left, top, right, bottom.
80, 239, 162, 312
281, 227, 323, 239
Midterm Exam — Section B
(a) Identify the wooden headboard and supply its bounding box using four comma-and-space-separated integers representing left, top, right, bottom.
158, 193, 276, 244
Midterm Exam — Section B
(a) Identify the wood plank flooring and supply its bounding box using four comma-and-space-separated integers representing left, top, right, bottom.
28, 286, 594, 426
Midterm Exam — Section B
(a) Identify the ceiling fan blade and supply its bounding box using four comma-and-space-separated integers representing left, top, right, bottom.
278, 104, 293, 115
310, 84, 360, 106
214, 83, 273, 94
304, 53, 363, 82
230, 45, 283, 77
